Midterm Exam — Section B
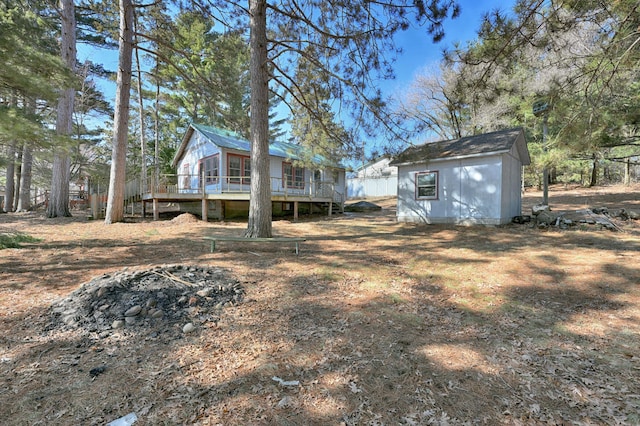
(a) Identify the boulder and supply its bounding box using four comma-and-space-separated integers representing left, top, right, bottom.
344, 201, 382, 212
532, 204, 550, 216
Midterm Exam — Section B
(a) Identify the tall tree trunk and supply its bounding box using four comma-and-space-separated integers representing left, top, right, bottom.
13, 148, 22, 211
589, 154, 598, 187
4, 141, 16, 213
16, 143, 33, 212
245, 0, 272, 238
135, 30, 147, 193
104, 0, 134, 224
624, 158, 631, 186
47, 0, 76, 218
4, 95, 18, 213
154, 58, 160, 191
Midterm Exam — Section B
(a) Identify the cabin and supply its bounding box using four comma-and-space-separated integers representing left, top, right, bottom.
347, 156, 398, 198
389, 128, 530, 225
142, 123, 346, 220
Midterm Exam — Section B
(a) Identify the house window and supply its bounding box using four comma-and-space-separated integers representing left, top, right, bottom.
182, 163, 190, 189
199, 154, 219, 184
416, 171, 438, 199
283, 162, 305, 189
228, 154, 250, 184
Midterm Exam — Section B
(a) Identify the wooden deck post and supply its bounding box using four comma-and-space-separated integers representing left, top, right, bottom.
294, 201, 299, 221
142, 200, 146, 218
153, 198, 159, 221
328, 201, 333, 217
201, 198, 208, 222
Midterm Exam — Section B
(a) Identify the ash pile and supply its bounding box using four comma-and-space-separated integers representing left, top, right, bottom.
46, 265, 244, 338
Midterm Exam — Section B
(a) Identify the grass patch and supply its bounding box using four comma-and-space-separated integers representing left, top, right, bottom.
145, 228, 160, 237
0, 232, 40, 249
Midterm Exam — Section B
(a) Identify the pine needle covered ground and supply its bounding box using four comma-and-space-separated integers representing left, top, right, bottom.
1, 184, 639, 425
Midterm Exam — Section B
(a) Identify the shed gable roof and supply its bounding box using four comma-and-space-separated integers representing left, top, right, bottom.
390, 128, 530, 166
172, 123, 343, 168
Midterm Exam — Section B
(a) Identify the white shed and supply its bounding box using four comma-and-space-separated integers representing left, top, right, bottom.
347, 156, 398, 198
390, 128, 530, 225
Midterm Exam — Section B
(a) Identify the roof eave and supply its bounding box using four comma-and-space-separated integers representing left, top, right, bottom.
391, 149, 511, 167
171, 126, 195, 168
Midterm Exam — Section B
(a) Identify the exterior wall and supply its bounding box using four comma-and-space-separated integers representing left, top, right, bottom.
354, 157, 396, 178
175, 128, 347, 219
348, 176, 398, 198
176, 130, 221, 193
501, 145, 524, 221
348, 157, 397, 198
397, 155, 511, 224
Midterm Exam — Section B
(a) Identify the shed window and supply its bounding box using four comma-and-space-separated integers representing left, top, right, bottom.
416, 171, 438, 199
283, 162, 305, 189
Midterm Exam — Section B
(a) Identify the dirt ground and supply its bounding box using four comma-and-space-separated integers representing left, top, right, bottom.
1, 184, 639, 425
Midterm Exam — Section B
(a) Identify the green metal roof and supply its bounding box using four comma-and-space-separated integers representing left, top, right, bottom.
191, 123, 340, 167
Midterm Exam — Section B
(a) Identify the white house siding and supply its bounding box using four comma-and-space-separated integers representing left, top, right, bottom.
176, 130, 346, 199
176, 130, 220, 193
348, 157, 398, 198
347, 176, 398, 198
397, 155, 511, 224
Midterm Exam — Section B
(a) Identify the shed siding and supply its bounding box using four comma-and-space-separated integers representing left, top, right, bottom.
501, 144, 524, 221
397, 155, 508, 224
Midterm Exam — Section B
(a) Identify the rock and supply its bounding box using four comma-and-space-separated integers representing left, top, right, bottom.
112, 320, 125, 329
512, 215, 531, 224
196, 288, 212, 297
532, 204, 550, 215
590, 206, 608, 215
183, 323, 196, 333
151, 309, 164, 319
124, 305, 142, 317
89, 365, 107, 378
124, 316, 137, 325
628, 210, 640, 220
344, 201, 382, 212
277, 396, 294, 408
62, 315, 77, 325
535, 210, 558, 225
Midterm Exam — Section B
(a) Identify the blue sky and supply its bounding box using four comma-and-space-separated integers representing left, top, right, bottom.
382, 0, 515, 96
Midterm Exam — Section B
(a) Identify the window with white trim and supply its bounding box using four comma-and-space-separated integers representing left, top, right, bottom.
416, 171, 438, 199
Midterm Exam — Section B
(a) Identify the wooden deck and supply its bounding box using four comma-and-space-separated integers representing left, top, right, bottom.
90, 175, 344, 221
138, 188, 342, 221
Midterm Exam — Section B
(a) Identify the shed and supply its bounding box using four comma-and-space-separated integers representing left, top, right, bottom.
389, 128, 530, 225
347, 156, 398, 198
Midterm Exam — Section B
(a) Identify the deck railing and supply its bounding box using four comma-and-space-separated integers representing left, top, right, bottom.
88, 173, 343, 219
144, 173, 339, 200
